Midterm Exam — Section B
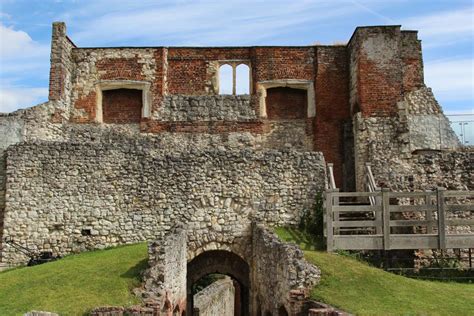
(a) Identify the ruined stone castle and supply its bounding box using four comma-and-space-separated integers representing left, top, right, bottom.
0, 22, 472, 315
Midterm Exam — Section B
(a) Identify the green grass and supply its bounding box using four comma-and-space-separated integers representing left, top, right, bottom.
275, 227, 474, 316
0, 243, 148, 316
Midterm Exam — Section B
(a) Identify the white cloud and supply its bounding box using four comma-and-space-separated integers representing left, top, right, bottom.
424, 58, 474, 101
0, 23, 49, 59
70, 1, 360, 46
0, 23, 50, 112
0, 12, 12, 20
404, 8, 473, 37
402, 8, 474, 47
0, 86, 48, 113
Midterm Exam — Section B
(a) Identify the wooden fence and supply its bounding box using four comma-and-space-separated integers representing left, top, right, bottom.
325, 188, 474, 252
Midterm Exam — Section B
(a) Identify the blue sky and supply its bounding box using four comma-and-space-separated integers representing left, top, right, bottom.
0, 0, 472, 114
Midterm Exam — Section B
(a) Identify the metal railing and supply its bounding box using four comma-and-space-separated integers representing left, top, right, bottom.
446, 114, 474, 146
365, 163, 380, 206
326, 163, 336, 190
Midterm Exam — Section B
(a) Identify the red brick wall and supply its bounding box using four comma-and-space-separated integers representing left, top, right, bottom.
314, 46, 351, 187
167, 58, 207, 94
49, 22, 74, 102
401, 31, 424, 92
73, 91, 97, 123
72, 53, 148, 123
96, 57, 144, 81
167, 48, 252, 95
266, 87, 307, 120
349, 27, 404, 117
102, 89, 142, 123
253, 47, 314, 82
348, 26, 423, 118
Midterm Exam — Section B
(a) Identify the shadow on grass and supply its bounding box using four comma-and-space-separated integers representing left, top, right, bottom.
283, 227, 326, 251
121, 258, 149, 280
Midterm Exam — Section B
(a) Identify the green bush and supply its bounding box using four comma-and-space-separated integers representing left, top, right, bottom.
299, 192, 324, 237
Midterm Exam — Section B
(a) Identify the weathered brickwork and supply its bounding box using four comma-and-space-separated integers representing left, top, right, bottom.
314, 46, 351, 188
253, 47, 315, 82
348, 26, 423, 117
48, 22, 75, 105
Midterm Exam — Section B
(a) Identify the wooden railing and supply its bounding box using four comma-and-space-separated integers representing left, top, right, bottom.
325, 188, 474, 252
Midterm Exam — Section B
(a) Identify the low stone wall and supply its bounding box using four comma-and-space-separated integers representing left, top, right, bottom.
1, 139, 325, 264
90, 305, 160, 316
193, 277, 235, 316
142, 225, 187, 314
251, 224, 321, 315
154, 95, 255, 121
24, 312, 59, 316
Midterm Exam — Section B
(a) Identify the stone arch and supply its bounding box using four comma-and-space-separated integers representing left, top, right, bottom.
186, 233, 251, 262
187, 250, 251, 316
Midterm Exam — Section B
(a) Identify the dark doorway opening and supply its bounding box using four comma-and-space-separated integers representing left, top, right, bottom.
187, 250, 250, 316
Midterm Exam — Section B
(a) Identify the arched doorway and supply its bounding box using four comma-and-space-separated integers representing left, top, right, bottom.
187, 250, 250, 316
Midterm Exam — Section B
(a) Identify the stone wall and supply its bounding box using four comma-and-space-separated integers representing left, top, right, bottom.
193, 277, 235, 316
154, 95, 255, 122
1, 139, 325, 264
251, 224, 321, 315
353, 87, 464, 191
402, 87, 460, 151
140, 223, 323, 316
143, 225, 187, 314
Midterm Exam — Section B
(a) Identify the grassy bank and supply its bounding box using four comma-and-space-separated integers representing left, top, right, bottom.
0, 243, 148, 315
276, 227, 474, 316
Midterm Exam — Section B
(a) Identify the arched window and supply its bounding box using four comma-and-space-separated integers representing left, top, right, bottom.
236, 64, 250, 95
219, 64, 233, 95
218, 62, 251, 95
